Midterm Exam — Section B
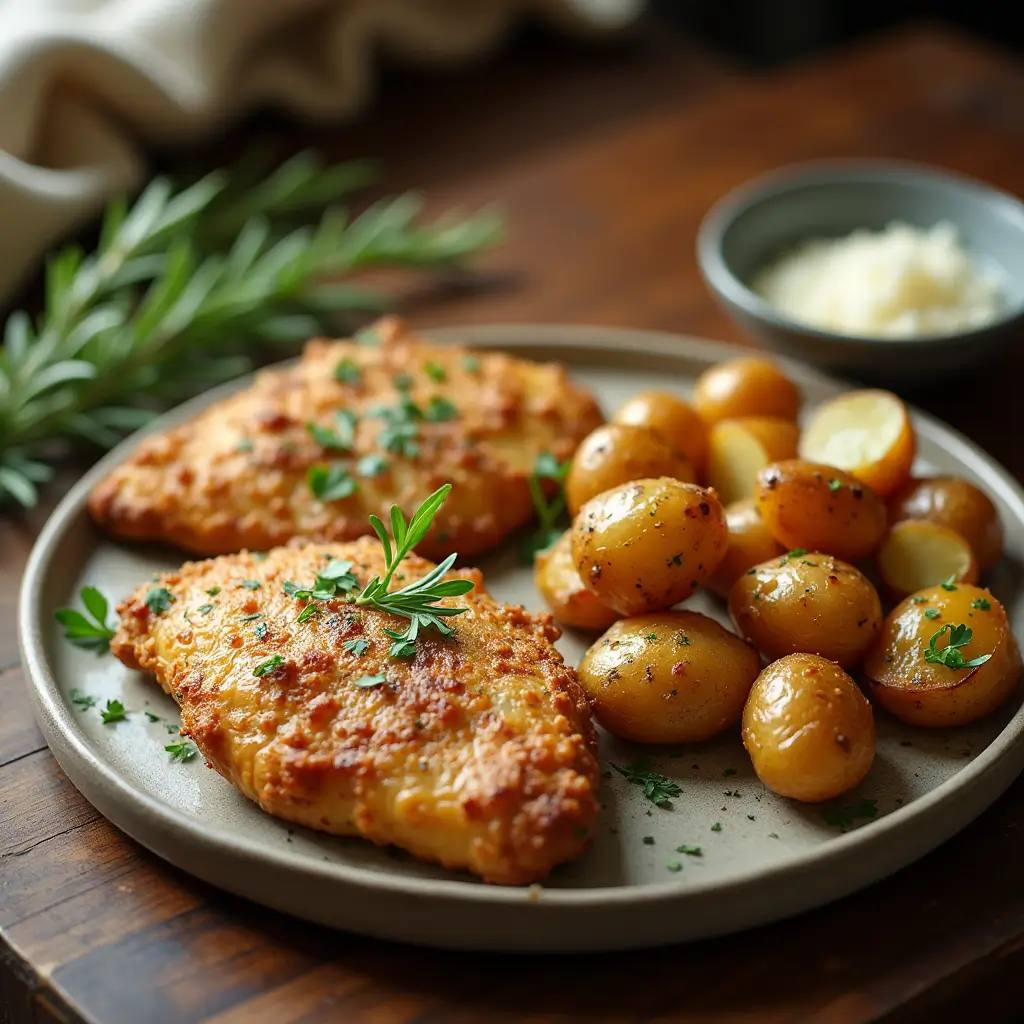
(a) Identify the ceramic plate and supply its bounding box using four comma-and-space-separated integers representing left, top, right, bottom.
18, 325, 1024, 952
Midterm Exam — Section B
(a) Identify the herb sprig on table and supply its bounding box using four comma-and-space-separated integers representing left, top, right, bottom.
0, 151, 501, 507
520, 452, 571, 562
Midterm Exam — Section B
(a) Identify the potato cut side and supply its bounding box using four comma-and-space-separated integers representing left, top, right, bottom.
877, 520, 978, 600
707, 417, 800, 506
799, 389, 915, 497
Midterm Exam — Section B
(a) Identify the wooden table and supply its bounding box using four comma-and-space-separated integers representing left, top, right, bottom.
4, 20, 1024, 1024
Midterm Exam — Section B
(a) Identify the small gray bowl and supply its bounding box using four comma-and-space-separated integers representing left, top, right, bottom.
697, 161, 1024, 384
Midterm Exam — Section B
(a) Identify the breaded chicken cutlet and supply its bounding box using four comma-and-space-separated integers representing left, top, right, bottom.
89, 317, 603, 560
111, 536, 601, 884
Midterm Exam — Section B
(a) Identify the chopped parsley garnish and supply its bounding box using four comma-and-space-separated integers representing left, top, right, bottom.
206, 586, 221, 596
239, 580, 261, 591
911, 595, 926, 604
254, 655, 285, 677
355, 326, 379, 346
54, 586, 116, 652
642, 836, 655, 845
971, 597, 991, 611
393, 372, 413, 391
645, 633, 658, 642
334, 358, 361, 384
462, 355, 482, 372
676, 845, 702, 856
145, 712, 161, 722
667, 861, 683, 872
235, 437, 253, 453
424, 361, 447, 383
343, 639, 369, 656
308, 464, 357, 502
144, 586, 173, 614
675, 632, 691, 646
198, 604, 215, 614
165, 739, 199, 763
520, 451, 571, 562
100, 699, 127, 725
356, 453, 389, 478
425, 396, 458, 423
940, 575, 959, 591
254, 623, 269, 640
710, 822, 722, 832
307, 409, 358, 452
924, 608, 940, 620
828, 479, 842, 493
821, 799, 878, 830
374, 397, 422, 457
352, 485, 474, 658
354, 674, 387, 689
239, 613, 263, 622
610, 760, 682, 807
70, 689, 97, 710
924, 623, 992, 669
768, 832, 779, 839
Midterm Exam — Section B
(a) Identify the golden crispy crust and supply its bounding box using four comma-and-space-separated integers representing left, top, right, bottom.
111, 536, 600, 884
89, 317, 603, 560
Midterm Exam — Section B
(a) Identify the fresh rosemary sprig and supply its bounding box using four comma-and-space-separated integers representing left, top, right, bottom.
354, 484, 474, 657
0, 151, 502, 507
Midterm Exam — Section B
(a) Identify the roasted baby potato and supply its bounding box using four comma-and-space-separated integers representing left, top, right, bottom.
876, 520, 979, 601
888, 476, 1004, 572
755, 461, 888, 562
579, 611, 761, 743
614, 391, 709, 478
707, 499, 786, 599
799, 389, 915, 497
742, 654, 875, 803
534, 531, 620, 631
693, 357, 801, 424
572, 477, 728, 616
565, 423, 696, 516
706, 416, 801, 505
864, 583, 1021, 727
729, 552, 882, 668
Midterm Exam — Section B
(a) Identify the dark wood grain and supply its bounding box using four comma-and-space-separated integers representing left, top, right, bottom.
4, 20, 1024, 1024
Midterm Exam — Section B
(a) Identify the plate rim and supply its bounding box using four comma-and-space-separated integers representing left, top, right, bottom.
17, 324, 1024, 938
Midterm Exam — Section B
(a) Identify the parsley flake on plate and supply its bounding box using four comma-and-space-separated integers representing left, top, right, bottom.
610, 760, 682, 807
101, 699, 128, 725
166, 739, 200, 763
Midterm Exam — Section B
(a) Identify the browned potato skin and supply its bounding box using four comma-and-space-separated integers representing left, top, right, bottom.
888, 476, 1004, 572
707, 499, 786, 599
755, 461, 888, 562
613, 391, 709, 478
729, 552, 882, 668
579, 612, 761, 743
864, 584, 1021, 727
564, 423, 696, 516
572, 477, 728, 617
534, 531, 620, 631
693, 357, 801, 424
742, 654, 875, 803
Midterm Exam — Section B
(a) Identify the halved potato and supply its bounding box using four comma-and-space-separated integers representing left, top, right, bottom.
799, 389, 915, 497
888, 476, 1004, 572
614, 391, 709, 478
534, 531, 620, 631
706, 417, 800, 506
707, 499, 786, 598
876, 520, 979, 600
693, 357, 801, 424
864, 583, 1021, 727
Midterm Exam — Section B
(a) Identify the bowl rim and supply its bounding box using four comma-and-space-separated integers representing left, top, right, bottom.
696, 158, 1024, 348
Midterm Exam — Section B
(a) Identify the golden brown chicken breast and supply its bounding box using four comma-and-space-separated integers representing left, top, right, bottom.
111, 535, 600, 884
89, 317, 603, 559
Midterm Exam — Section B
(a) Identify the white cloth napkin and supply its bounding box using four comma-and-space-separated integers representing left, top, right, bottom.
0, 0, 641, 306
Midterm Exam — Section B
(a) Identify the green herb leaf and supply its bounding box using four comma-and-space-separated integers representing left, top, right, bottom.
254, 623, 269, 640
343, 639, 369, 656
924, 608, 940, 620
198, 604, 215, 614
356, 454, 389, 478
424, 361, 447, 383
254, 654, 285, 677
675, 844, 702, 856
334, 358, 361, 384
165, 739, 199, 763
971, 597, 991, 611
940, 575, 959, 591
821, 799, 878, 830
610, 761, 682, 808
54, 586, 117, 653
923, 623, 992, 669
239, 579, 261, 591
307, 410, 358, 452
425, 396, 458, 423
911, 595, 926, 604
462, 355, 482, 373
308, 464, 357, 502
710, 822, 722, 832
145, 712, 161, 723
239, 613, 263, 622
70, 689, 97, 710
828, 479, 842, 493
101, 699, 127, 725
354, 674, 387, 689
392, 373, 413, 392
206, 586, 221, 596
145, 586, 173, 614
520, 452, 571, 564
